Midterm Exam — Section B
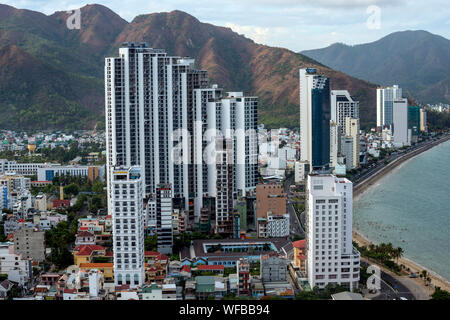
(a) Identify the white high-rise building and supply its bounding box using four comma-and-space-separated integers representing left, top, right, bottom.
105, 42, 208, 215
299, 68, 331, 171
306, 174, 360, 290
393, 98, 410, 147
193, 88, 258, 220
110, 166, 145, 288
345, 118, 360, 169
330, 121, 341, 169
377, 85, 402, 128
331, 90, 359, 135
106, 43, 258, 230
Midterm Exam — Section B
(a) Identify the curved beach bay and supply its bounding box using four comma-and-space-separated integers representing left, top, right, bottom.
354, 139, 450, 281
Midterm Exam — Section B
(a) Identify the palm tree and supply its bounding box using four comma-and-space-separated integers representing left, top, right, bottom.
391, 247, 403, 264
421, 270, 428, 284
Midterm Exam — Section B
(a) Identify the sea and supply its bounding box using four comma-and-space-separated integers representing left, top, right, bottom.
354, 139, 450, 281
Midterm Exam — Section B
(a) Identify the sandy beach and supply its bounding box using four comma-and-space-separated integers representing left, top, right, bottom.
353, 231, 450, 295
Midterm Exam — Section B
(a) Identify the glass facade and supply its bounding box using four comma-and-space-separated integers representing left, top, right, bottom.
311, 80, 331, 169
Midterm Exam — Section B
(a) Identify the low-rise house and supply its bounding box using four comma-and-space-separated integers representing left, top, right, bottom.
292, 240, 306, 275
184, 280, 196, 300
263, 282, 294, 299
72, 245, 106, 266
79, 263, 114, 283
162, 283, 177, 300
52, 199, 70, 209
40, 273, 61, 287
195, 276, 226, 300
197, 264, 225, 275
75, 231, 96, 246
116, 288, 139, 300
251, 278, 265, 299
167, 260, 182, 278
180, 265, 191, 279
142, 283, 162, 300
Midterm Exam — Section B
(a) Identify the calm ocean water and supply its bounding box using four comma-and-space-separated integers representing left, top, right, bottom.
354, 139, 450, 281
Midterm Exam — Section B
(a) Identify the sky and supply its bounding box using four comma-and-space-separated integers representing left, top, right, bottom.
3, 0, 450, 51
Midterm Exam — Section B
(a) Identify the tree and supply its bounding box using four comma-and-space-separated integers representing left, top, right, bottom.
432, 287, 450, 300
144, 235, 157, 251
64, 183, 80, 197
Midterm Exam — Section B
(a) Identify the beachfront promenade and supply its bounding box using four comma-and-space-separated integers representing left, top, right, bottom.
354, 133, 450, 197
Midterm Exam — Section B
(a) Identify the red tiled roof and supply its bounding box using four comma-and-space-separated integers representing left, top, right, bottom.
73, 245, 105, 256
198, 265, 224, 271
292, 240, 306, 249
80, 263, 113, 268
181, 265, 191, 273
77, 231, 94, 238
115, 284, 130, 291
145, 251, 169, 261
105, 251, 114, 257
63, 288, 77, 294
53, 199, 70, 208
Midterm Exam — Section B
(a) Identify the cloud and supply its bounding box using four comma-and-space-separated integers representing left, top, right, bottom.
2, 0, 449, 51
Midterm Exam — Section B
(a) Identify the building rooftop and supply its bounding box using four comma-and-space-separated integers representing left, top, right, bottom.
331, 291, 364, 300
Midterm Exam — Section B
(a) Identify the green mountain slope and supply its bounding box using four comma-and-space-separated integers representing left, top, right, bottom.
302, 30, 450, 104
0, 4, 378, 130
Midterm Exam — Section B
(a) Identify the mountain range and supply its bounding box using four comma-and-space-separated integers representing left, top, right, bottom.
302, 30, 450, 105
0, 3, 381, 130
4, 4, 445, 131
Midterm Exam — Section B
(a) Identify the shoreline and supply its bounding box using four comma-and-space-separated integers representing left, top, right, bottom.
353, 231, 450, 294
352, 134, 450, 295
353, 134, 450, 199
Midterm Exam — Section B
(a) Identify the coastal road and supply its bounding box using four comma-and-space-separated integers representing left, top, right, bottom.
284, 176, 305, 238
361, 260, 415, 300
353, 133, 450, 191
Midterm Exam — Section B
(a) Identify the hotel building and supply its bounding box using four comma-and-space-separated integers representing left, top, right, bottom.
306, 174, 360, 290
110, 166, 145, 288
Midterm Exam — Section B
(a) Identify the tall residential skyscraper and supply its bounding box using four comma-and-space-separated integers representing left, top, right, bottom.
345, 117, 360, 169
306, 174, 360, 290
110, 166, 145, 288
299, 68, 331, 171
106, 43, 258, 230
214, 138, 235, 235
193, 88, 258, 220
331, 90, 359, 135
376, 85, 402, 128
105, 42, 208, 213
393, 98, 410, 147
